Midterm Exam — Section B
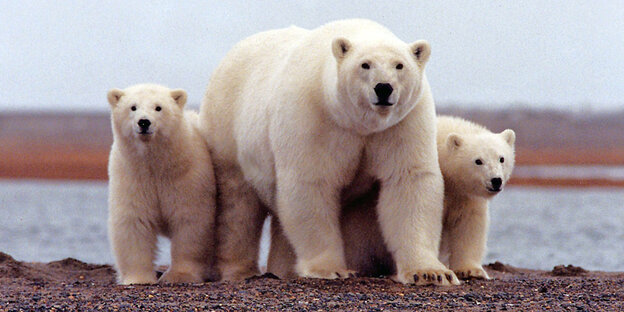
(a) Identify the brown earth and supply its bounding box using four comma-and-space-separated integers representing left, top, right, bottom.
1, 252, 623, 311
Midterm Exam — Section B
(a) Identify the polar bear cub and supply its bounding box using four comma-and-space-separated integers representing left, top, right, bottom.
267, 116, 516, 281
107, 84, 217, 285
437, 115, 515, 279
200, 19, 458, 285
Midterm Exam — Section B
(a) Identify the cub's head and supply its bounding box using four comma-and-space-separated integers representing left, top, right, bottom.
331, 37, 430, 134
107, 84, 187, 143
443, 129, 516, 198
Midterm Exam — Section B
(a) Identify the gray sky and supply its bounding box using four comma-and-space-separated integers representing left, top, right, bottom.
1, 1, 623, 112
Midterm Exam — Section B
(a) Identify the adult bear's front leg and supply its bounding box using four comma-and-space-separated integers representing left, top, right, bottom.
275, 170, 355, 279
368, 108, 460, 286
376, 169, 460, 285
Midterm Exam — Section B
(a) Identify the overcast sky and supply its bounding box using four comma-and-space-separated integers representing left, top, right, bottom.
1, 1, 623, 112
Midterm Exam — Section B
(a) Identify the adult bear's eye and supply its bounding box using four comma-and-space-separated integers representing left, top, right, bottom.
155, 106, 162, 112
500, 157, 505, 163
396, 63, 403, 70
131, 105, 136, 111
475, 159, 483, 165
361, 63, 370, 69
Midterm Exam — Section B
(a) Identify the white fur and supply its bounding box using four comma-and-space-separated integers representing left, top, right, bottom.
200, 19, 456, 285
267, 115, 515, 283
107, 84, 217, 285
437, 115, 515, 279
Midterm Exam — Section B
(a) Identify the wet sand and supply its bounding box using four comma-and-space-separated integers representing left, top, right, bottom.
1, 252, 623, 311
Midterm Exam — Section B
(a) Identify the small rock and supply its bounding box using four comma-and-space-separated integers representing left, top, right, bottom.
551, 265, 587, 277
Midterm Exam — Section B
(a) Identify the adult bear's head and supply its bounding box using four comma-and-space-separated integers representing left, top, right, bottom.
330, 34, 431, 134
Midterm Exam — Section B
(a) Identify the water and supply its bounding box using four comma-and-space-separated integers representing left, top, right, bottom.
1, 179, 623, 271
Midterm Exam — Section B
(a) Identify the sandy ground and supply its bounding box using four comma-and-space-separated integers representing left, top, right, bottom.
1, 252, 623, 311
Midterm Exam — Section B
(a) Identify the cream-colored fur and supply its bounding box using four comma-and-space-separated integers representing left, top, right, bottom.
107, 84, 217, 285
200, 19, 457, 285
437, 116, 515, 279
268, 116, 515, 281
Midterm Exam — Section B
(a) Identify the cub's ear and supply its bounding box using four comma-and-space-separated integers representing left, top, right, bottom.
170, 89, 187, 108
332, 37, 352, 61
410, 40, 431, 65
446, 133, 463, 150
107, 89, 124, 107
500, 129, 516, 146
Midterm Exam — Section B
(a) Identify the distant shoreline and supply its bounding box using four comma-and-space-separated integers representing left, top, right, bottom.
3, 110, 624, 186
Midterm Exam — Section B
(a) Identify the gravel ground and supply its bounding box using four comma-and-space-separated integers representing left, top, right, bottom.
1, 252, 623, 311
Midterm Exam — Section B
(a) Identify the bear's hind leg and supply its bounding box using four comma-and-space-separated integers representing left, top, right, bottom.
160, 214, 215, 284
215, 165, 267, 281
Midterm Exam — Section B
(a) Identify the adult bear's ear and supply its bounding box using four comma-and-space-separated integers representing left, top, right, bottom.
107, 89, 124, 107
500, 129, 516, 146
170, 89, 187, 108
410, 40, 431, 65
332, 37, 352, 61
447, 133, 463, 150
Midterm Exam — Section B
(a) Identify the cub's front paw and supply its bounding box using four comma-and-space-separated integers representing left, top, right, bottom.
393, 268, 460, 286
453, 266, 490, 280
158, 270, 203, 284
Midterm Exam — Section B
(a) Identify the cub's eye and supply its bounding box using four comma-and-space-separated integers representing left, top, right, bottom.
130, 105, 136, 111
475, 159, 483, 165
361, 63, 370, 69
500, 157, 505, 163
396, 63, 403, 70
155, 106, 162, 112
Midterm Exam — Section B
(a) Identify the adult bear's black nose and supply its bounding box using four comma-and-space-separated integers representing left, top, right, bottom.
374, 83, 393, 105
138, 119, 151, 130
491, 177, 502, 190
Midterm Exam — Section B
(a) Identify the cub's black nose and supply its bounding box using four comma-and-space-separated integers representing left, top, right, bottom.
374, 83, 393, 104
138, 119, 151, 130
491, 177, 502, 190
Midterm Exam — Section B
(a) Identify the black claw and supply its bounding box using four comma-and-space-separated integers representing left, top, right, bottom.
348, 272, 358, 278
422, 273, 427, 281
335, 272, 341, 278
437, 275, 442, 282
414, 274, 419, 282
445, 273, 452, 282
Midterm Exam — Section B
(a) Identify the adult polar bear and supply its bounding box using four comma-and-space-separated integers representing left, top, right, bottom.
199, 19, 459, 285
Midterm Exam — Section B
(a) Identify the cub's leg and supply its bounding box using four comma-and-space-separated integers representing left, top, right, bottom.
109, 215, 158, 285
445, 199, 490, 280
